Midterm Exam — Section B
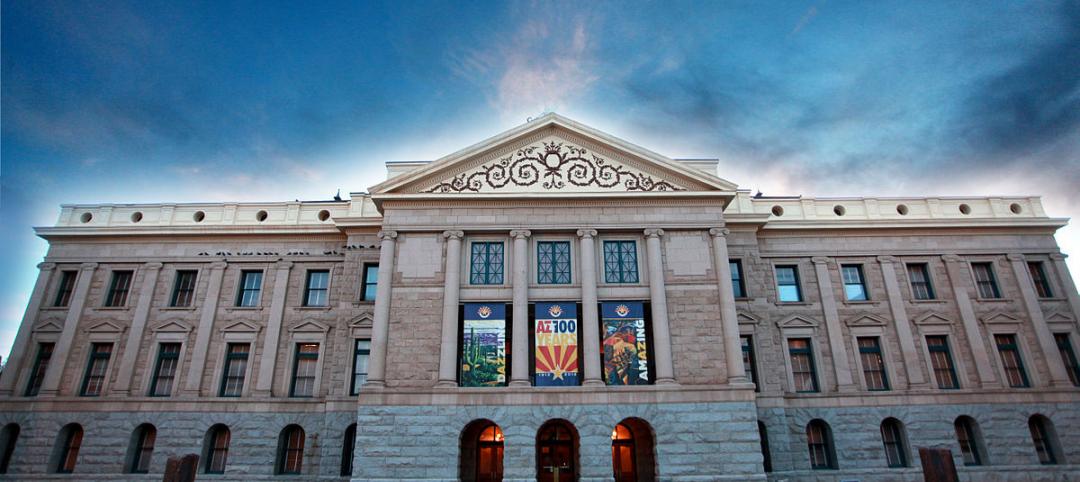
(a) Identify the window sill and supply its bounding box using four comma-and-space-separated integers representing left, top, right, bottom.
40, 306, 69, 311
1036, 297, 1067, 302
910, 299, 947, 304
295, 306, 331, 311
95, 306, 130, 311
842, 300, 881, 306
159, 306, 196, 311
226, 306, 263, 311
975, 298, 1012, 303
353, 300, 375, 306
775, 301, 812, 306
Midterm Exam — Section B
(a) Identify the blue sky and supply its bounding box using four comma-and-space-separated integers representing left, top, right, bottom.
2, 1, 1078, 359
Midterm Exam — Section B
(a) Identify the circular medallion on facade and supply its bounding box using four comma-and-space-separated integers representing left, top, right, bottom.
615, 304, 630, 317
477, 305, 492, 318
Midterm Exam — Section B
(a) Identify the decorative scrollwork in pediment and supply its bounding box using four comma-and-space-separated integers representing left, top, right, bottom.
423, 142, 685, 193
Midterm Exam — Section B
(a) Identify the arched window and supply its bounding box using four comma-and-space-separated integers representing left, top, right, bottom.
954, 416, 985, 466
880, 418, 909, 468
611, 418, 656, 482
537, 420, 578, 482
53, 423, 83, 473
612, 423, 635, 482
128, 423, 157, 473
0, 423, 19, 474
203, 424, 230, 474
276, 425, 305, 475
340, 423, 356, 477
460, 420, 504, 482
1028, 415, 1061, 465
805, 419, 836, 470
757, 421, 772, 473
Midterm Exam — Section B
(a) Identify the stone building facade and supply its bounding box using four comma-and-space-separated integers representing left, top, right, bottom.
0, 113, 1078, 481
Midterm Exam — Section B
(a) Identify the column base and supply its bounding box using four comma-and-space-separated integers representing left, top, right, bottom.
362, 381, 386, 389
434, 380, 458, 388
582, 379, 605, 387
654, 377, 678, 385
508, 380, 531, 387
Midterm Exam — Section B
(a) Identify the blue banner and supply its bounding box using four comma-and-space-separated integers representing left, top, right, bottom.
601, 302, 649, 385
534, 302, 579, 386
461, 303, 506, 387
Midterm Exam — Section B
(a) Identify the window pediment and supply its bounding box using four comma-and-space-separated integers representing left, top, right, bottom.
152, 320, 193, 333
980, 311, 1021, 326
33, 320, 63, 333
220, 320, 261, 334
289, 320, 330, 334
844, 313, 889, 327
914, 313, 953, 326
777, 315, 820, 329
86, 320, 125, 334
737, 311, 762, 325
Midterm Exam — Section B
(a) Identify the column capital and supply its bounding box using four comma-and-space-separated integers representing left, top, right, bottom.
1006, 253, 1026, 262
1049, 253, 1067, 261
510, 229, 532, 240
941, 254, 965, 264
208, 261, 228, 270
144, 262, 165, 270
876, 255, 899, 264
708, 227, 730, 238
275, 260, 294, 270
811, 256, 832, 265
37, 262, 57, 271
576, 229, 597, 239
442, 230, 465, 240
378, 230, 398, 240
79, 262, 99, 271
644, 228, 665, 238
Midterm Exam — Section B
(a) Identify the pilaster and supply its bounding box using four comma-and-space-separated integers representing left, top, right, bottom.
1050, 253, 1080, 329
181, 261, 228, 395
113, 261, 164, 395
253, 260, 294, 395
811, 257, 856, 391
1007, 253, 1072, 387
876, 256, 928, 388
0, 262, 57, 395
39, 262, 97, 397
941, 254, 1000, 388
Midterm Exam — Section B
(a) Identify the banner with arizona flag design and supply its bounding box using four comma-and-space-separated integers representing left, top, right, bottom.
602, 302, 649, 385
461, 303, 506, 387
534, 302, 579, 386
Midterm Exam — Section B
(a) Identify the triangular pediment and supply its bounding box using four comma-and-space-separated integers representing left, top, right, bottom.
152, 320, 193, 333
220, 320, 260, 333
33, 320, 63, 333
1046, 311, 1075, 323
914, 313, 953, 325
349, 314, 374, 328
86, 320, 125, 334
777, 315, 820, 329
370, 113, 738, 197
845, 313, 889, 327
289, 320, 330, 333
737, 311, 762, 325
981, 311, 1021, 325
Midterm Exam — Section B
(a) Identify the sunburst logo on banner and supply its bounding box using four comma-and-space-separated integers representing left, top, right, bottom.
535, 342, 578, 382
477, 305, 492, 318
548, 305, 563, 317
615, 304, 630, 317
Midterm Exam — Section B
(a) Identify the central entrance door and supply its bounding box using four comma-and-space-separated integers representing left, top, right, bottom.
476, 425, 504, 482
612, 423, 637, 482
537, 420, 577, 482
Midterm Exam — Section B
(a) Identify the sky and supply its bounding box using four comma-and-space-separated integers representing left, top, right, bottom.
1, 1, 1078, 360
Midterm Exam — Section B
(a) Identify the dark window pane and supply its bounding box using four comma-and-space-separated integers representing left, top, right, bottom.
955, 418, 982, 466
730, 260, 746, 298
906, 263, 935, 300
279, 426, 305, 474
205, 426, 230, 474
926, 335, 960, 389
290, 344, 319, 397
80, 343, 113, 396
537, 241, 571, 284
54, 271, 77, 307
237, 271, 263, 307
304, 270, 330, 306
58, 426, 82, 473
994, 334, 1029, 388
1055, 333, 1080, 387
105, 271, 134, 307
219, 343, 249, 397
603, 241, 639, 283
361, 264, 379, 301
170, 270, 198, 307
470, 242, 504, 285
150, 343, 181, 396
1028, 417, 1057, 465
25, 343, 54, 396
842, 265, 868, 301
351, 340, 370, 395
741, 335, 759, 391
1028, 262, 1053, 298
776, 266, 802, 302
881, 420, 907, 467
788, 338, 818, 392
858, 337, 889, 391
971, 262, 1001, 299
131, 426, 156, 473
806, 421, 834, 469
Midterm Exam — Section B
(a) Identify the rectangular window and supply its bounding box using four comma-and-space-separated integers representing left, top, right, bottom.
906, 263, 935, 300
971, 262, 1001, 299
149, 343, 181, 396
219, 343, 249, 397
351, 339, 371, 395
1055, 333, 1080, 387
1028, 262, 1053, 298
730, 260, 746, 298
236, 270, 263, 307
775, 265, 802, 302
858, 337, 890, 390
926, 335, 959, 389
741, 335, 759, 391
290, 343, 320, 397
170, 270, 198, 307
24, 342, 54, 396
787, 338, 818, 392
470, 242, 505, 285
360, 264, 379, 301
105, 270, 134, 307
537, 241, 571, 284
54, 271, 77, 307
303, 270, 330, 307
995, 334, 1029, 388
80, 343, 113, 396
603, 240, 639, 283
842, 265, 868, 301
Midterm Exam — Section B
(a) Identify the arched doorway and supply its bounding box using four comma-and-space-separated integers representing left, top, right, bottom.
460, 420, 503, 482
611, 418, 656, 482
537, 420, 578, 482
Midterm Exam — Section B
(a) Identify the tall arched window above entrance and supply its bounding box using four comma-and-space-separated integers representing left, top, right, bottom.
537, 420, 579, 482
611, 418, 657, 482
460, 420, 503, 482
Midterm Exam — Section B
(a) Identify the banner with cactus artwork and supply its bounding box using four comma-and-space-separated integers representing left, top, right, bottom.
460, 303, 507, 387
601, 302, 649, 385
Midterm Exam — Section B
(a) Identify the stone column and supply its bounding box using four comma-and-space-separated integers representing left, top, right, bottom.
644, 229, 676, 384
254, 260, 293, 395
1008, 254, 1072, 386
364, 231, 398, 388
876, 256, 928, 388
709, 228, 747, 383
577, 229, 603, 386
1050, 253, 1080, 328
0, 262, 56, 395
39, 262, 97, 397
811, 257, 856, 391
182, 261, 228, 395
509, 229, 532, 387
436, 231, 464, 387
113, 262, 164, 395
942, 255, 1000, 387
